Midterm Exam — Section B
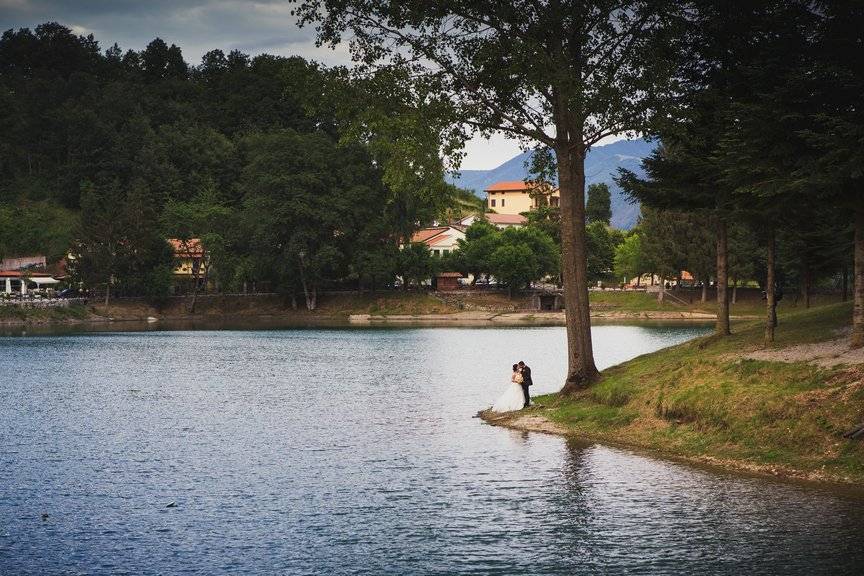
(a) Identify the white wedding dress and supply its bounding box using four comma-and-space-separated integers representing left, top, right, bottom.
491, 377, 527, 412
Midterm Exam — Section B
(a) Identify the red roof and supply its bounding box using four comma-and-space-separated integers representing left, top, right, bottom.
486, 213, 527, 225
410, 227, 449, 244
427, 234, 457, 247
485, 180, 534, 192
0, 270, 53, 278
169, 238, 204, 257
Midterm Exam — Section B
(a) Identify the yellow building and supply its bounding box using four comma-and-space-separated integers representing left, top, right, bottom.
485, 181, 559, 215
169, 238, 207, 292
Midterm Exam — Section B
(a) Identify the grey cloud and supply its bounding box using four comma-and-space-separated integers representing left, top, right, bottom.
0, 0, 347, 65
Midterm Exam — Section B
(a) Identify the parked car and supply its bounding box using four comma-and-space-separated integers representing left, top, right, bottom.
57, 288, 79, 298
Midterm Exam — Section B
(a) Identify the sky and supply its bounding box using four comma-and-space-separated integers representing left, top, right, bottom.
0, 0, 622, 170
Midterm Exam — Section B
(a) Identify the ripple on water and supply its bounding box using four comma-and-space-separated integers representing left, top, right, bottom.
1, 325, 862, 575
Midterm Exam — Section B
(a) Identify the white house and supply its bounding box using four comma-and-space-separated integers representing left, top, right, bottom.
409, 225, 466, 256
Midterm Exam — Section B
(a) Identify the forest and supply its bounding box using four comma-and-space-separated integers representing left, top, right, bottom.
3, 2, 864, 365
0, 22, 476, 308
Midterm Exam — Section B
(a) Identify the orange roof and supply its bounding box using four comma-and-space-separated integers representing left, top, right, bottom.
485, 180, 535, 192
427, 234, 457, 247
486, 213, 527, 225
410, 227, 448, 244
168, 238, 204, 257
681, 271, 694, 281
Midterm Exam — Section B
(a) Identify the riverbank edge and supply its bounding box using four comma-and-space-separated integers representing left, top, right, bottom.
0, 308, 750, 328
478, 408, 860, 488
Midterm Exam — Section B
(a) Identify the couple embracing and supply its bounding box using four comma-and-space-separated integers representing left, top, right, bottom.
491, 361, 533, 413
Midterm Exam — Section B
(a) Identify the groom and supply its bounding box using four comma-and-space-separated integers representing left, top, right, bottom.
518, 361, 532, 408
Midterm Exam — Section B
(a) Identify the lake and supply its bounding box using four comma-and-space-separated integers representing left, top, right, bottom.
1, 324, 863, 575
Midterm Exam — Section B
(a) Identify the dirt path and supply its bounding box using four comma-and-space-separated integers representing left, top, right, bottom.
741, 334, 864, 367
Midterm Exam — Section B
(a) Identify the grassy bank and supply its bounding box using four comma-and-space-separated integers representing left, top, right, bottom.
0, 304, 90, 324
0, 289, 840, 327
499, 302, 864, 484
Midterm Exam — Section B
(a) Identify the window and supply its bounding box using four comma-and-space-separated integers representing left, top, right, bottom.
501, 199, 505, 207
443, 249, 449, 255
550, 196, 559, 207
491, 199, 496, 207
433, 249, 440, 256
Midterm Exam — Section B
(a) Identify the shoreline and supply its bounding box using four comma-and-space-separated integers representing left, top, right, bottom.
347, 310, 741, 325
479, 408, 862, 489
0, 308, 733, 330
478, 303, 864, 489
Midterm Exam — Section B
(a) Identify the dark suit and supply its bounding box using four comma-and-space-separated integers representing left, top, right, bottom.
519, 365, 532, 408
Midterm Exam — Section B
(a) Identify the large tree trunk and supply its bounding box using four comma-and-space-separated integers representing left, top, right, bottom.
853, 198, 864, 348
557, 144, 599, 393
716, 219, 731, 335
701, 278, 708, 302
765, 229, 776, 344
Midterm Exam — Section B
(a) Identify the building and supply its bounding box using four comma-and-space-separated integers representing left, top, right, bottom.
435, 272, 463, 291
484, 180, 559, 215
168, 238, 207, 291
459, 213, 527, 229
0, 254, 60, 295
1, 270, 60, 295
408, 226, 466, 257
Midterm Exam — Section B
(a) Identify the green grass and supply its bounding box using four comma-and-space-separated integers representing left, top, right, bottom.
588, 289, 844, 318
0, 303, 90, 322
533, 302, 864, 482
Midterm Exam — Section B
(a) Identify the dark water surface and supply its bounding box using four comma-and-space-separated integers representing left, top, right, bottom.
1, 325, 862, 575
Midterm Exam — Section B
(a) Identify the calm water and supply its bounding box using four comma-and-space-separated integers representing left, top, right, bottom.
1, 325, 862, 575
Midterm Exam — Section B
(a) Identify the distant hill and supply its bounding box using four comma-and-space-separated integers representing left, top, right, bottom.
446, 138, 656, 229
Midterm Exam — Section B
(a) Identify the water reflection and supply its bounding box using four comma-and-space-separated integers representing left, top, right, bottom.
0, 325, 862, 575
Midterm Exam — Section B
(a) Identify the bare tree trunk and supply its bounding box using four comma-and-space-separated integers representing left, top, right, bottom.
731, 280, 738, 304
104, 281, 110, 307
853, 198, 864, 348
842, 264, 849, 302
189, 269, 200, 314
701, 279, 708, 302
716, 219, 731, 336
557, 144, 599, 393
300, 275, 316, 311
766, 229, 776, 344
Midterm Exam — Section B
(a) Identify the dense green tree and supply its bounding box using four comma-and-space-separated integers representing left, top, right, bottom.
489, 227, 560, 297
613, 232, 648, 286
586, 183, 612, 225
585, 221, 621, 284
454, 220, 500, 284
72, 178, 172, 304
0, 202, 77, 262
397, 243, 437, 288
296, 0, 686, 390
161, 186, 234, 310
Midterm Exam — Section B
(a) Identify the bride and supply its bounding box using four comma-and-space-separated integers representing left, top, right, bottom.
491, 364, 527, 412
